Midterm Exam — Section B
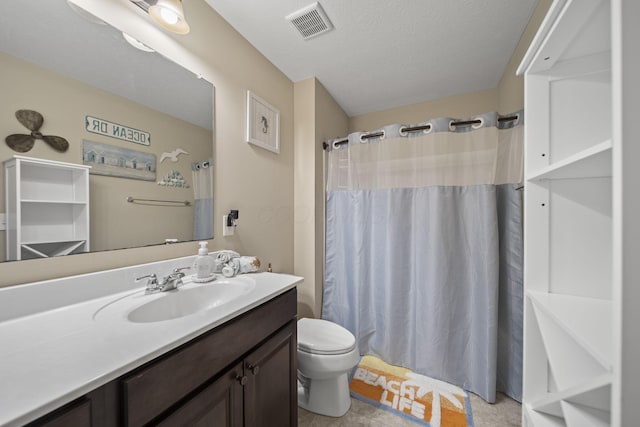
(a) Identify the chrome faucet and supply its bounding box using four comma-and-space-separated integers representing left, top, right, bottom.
136, 267, 191, 293
135, 273, 159, 293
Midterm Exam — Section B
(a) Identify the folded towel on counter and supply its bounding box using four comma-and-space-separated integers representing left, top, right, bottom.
211, 250, 239, 273
222, 256, 261, 277
210, 250, 260, 277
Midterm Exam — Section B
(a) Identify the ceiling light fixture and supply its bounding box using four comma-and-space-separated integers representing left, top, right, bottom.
122, 32, 155, 52
148, 0, 190, 35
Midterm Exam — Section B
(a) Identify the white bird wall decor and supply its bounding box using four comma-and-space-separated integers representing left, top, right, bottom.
160, 148, 189, 163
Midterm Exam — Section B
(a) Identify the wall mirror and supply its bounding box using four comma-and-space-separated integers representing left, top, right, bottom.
0, 0, 214, 261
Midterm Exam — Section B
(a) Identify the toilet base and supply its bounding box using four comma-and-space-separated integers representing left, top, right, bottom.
297, 372, 352, 417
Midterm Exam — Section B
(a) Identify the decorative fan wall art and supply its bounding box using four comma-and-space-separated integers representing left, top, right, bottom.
5, 110, 69, 153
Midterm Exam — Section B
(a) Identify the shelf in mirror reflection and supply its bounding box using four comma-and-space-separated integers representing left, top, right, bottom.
21, 241, 88, 259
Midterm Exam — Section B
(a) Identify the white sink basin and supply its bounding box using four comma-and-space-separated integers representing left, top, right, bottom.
129, 279, 255, 323
94, 276, 256, 323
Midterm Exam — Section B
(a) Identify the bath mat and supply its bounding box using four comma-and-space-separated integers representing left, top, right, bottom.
349, 356, 473, 427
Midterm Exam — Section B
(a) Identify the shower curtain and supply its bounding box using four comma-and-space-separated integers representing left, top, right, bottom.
322, 112, 524, 403
192, 159, 213, 240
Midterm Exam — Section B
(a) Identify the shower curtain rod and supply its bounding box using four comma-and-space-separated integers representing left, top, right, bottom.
322, 115, 519, 150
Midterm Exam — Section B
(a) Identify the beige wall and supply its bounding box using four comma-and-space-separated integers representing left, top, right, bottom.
0, 0, 294, 287
0, 52, 213, 259
294, 78, 348, 318
179, 0, 295, 274
293, 79, 315, 318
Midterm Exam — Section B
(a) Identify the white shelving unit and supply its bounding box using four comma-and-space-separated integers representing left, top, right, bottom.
520, 0, 640, 425
4, 155, 91, 261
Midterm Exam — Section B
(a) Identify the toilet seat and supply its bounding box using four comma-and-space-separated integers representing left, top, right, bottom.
298, 318, 356, 355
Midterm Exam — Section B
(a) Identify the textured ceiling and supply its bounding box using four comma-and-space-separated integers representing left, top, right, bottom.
205, 0, 538, 117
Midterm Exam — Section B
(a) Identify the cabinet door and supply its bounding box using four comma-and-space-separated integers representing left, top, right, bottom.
28, 399, 91, 427
244, 320, 297, 427
158, 363, 243, 427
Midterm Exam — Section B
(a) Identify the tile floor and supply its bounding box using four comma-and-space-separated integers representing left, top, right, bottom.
298, 392, 521, 427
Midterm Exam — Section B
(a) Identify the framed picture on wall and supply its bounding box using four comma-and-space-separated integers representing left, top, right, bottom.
246, 90, 280, 154
82, 140, 156, 181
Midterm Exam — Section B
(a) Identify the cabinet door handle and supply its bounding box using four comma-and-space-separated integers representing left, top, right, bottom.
248, 364, 260, 375
236, 375, 247, 386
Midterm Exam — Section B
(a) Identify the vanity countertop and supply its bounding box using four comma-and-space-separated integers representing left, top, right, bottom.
0, 267, 301, 427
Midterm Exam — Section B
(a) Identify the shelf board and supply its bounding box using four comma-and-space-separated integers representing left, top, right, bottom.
561, 401, 609, 427
543, 51, 610, 81
54, 240, 87, 256
11, 154, 92, 171
532, 302, 608, 390
21, 240, 87, 258
525, 405, 567, 427
20, 244, 49, 259
21, 199, 88, 205
22, 238, 86, 245
520, 0, 608, 75
531, 374, 612, 417
527, 140, 611, 181
528, 291, 612, 370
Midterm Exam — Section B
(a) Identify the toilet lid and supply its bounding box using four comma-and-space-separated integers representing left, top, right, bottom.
297, 318, 356, 355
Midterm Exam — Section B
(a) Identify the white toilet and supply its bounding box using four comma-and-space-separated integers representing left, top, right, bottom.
297, 318, 360, 417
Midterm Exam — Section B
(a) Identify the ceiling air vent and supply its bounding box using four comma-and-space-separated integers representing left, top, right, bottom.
286, 2, 334, 40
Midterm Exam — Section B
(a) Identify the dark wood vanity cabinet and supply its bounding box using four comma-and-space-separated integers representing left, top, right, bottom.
27, 288, 297, 427
158, 321, 297, 427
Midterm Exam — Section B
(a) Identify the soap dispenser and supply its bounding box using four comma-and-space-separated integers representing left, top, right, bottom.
192, 241, 215, 283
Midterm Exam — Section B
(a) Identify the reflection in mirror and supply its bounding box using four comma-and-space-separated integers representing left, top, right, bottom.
0, 0, 214, 261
